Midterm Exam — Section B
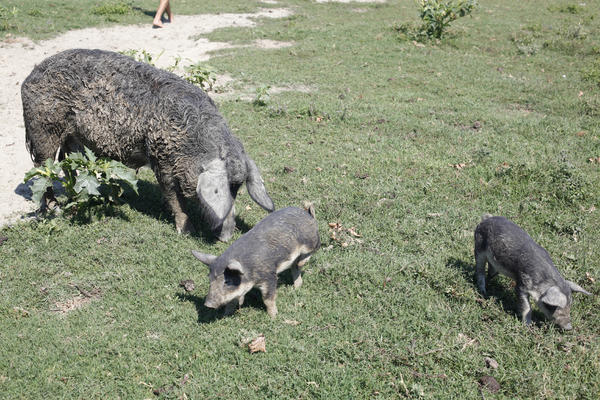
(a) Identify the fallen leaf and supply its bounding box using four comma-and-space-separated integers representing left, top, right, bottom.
179, 280, 195, 292
13, 307, 30, 317
472, 121, 482, 130
347, 227, 362, 237
578, 91, 584, 97
328, 222, 341, 230
450, 163, 467, 170
316, 167, 323, 172
283, 319, 301, 326
484, 357, 499, 369
576, 131, 586, 137
586, 272, 595, 284
479, 376, 500, 393
248, 334, 266, 353
283, 166, 295, 173
355, 172, 369, 179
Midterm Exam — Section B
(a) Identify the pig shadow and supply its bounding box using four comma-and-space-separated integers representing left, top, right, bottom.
127, 180, 254, 242
445, 256, 521, 318
177, 289, 268, 323
176, 293, 223, 323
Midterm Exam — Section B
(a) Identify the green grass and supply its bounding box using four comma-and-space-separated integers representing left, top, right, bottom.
2, 0, 600, 398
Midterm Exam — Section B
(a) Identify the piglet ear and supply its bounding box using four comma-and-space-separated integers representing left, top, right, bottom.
566, 280, 592, 295
196, 159, 234, 228
541, 286, 568, 307
191, 250, 217, 266
245, 158, 274, 212
227, 259, 245, 275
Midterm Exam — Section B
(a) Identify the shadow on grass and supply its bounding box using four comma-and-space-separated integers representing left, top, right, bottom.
177, 288, 268, 323
131, 6, 155, 18
446, 256, 520, 319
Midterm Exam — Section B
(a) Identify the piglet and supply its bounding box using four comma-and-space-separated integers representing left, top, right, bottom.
192, 205, 320, 317
474, 215, 591, 330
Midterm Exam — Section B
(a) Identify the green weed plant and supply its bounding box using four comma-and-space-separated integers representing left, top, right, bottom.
91, 1, 131, 16
24, 147, 138, 210
184, 62, 217, 91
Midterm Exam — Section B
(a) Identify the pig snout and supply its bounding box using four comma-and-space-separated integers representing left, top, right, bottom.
215, 207, 236, 242
204, 296, 219, 309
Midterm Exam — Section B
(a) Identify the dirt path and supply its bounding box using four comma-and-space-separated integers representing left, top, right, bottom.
0, 7, 292, 227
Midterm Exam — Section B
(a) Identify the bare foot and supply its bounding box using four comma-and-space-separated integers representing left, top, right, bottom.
152, 19, 164, 28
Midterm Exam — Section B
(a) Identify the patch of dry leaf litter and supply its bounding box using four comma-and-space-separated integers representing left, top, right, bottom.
327, 222, 363, 248
50, 285, 101, 314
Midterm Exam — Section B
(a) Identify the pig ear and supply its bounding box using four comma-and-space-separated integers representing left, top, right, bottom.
245, 158, 274, 212
541, 286, 568, 307
566, 280, 592, 295
197, 159, 234, 227
226, 259, 245, 275
191, 250, 217, 266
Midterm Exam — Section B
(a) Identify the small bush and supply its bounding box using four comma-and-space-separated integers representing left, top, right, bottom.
91, 1, 131, 16
119, 49, 160, 66
24, 147, 138, 211
0, 6, 18, 31
253, 85, 271, 106
394, 0, 477, 41
184, 63, 217, 91
418, 0, 477, 39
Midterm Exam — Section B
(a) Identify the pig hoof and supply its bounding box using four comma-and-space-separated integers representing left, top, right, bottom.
293, 277, 303, 289
217, 231, 233, 242
267, 307, 278, 318
176, 219, 195, 235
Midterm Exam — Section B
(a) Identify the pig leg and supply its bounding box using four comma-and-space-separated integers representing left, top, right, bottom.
156, 174, 194, 234
291, 254, 312, 289
474, 250, 488, 296
487, 263, 498, 281
290, 265, 303, 289
259, 280, 278, 318
516, 286, 532, 325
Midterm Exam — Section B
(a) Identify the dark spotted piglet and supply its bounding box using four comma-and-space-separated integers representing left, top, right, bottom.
474, 215, 591, 330
192, 205, 320, 317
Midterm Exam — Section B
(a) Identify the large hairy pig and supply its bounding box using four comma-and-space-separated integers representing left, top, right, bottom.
21, 49, 274, 241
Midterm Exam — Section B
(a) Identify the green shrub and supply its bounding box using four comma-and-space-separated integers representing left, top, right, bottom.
0, 6, 18, 31
119, 49, 160, 66
418, 0, 477, 39
394, 0, 477, 41
184, 63, 217, 91
91, 1, 131, 16
24, 147, 138, 210
253, 85, 271, 106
